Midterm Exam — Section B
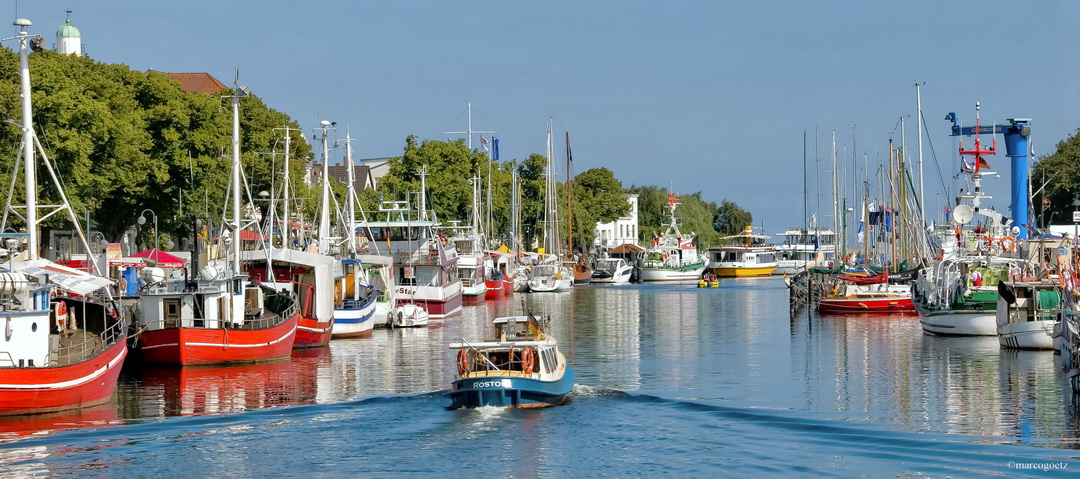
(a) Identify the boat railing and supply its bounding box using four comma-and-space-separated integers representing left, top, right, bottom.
50, 318, 125, 367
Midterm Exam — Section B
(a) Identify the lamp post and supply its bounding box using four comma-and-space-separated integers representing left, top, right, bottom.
137, 208, 159, 253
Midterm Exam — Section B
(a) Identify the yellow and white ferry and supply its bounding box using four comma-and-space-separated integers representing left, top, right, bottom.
708, 226, 778, 277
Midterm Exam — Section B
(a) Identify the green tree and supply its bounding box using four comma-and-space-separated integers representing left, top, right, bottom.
1031, 129, 1080, 230
569, 168, 629, 252
714, 200, 753, 236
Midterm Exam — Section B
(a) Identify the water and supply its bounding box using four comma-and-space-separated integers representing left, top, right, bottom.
3, 278, 1080, 477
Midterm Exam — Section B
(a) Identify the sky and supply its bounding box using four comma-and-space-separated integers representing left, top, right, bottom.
7, 1, 1080, 238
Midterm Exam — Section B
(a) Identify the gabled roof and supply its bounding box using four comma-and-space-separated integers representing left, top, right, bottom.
148, 70, 228, 94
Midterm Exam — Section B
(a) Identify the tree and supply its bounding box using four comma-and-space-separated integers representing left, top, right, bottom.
569, 168, 630, 252
0, 47, 314, 249
714, 200, 753, 236
1031, 129, 1080, 230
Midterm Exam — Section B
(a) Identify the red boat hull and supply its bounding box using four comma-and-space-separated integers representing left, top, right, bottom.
484, 280, 504, 299
0, 339, 127, 416
293, 315, 332, 348
136, 314, 298, 366
817, 297, 916, 313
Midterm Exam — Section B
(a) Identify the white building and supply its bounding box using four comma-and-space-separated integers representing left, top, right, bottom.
593, 194, 639, 251
56, 17, 81, 56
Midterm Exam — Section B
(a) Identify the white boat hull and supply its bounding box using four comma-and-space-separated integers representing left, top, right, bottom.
528, 277, 572, 292
639, 263, 707, 281
918, 310, 998, 336
997, 321, 1055, 350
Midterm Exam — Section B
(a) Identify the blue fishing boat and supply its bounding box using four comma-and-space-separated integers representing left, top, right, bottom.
448, 315, 574, 408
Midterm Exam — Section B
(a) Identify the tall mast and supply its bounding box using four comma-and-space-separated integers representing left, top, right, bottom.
565, 131, 573, 255
281, 126, 292, 249
343, 129, 358, 255
230, 77, 243, 274
317, 120, 332, 255
831, 131, 838, 251
16, 19, 38, 259
915, 82, 925, 224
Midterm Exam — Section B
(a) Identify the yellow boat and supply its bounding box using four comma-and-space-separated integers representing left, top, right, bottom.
707, 226, 778, 277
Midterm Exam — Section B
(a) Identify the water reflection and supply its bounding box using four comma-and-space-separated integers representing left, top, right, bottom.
122, 350, 323, 417
8, 278, 1079, 452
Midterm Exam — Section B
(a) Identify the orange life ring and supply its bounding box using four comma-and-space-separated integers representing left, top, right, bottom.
521, 348, 535, 374
1000, 236, 1016, 252
54, 300, 69, 331
456, 349, 469, 375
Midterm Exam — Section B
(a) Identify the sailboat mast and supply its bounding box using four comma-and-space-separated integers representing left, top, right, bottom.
281, 127, 292, 249
317, 121, 332, 255
566, 131, 573, 256
831, 131, 838, 253
16, 21, 38, 259
230, 81, 243, 274
344, 130, 358, 255
916, 82, 925, 225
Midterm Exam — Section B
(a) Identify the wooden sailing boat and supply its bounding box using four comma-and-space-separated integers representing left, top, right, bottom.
565, 132, 592, 284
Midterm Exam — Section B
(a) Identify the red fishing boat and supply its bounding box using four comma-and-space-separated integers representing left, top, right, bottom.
0, 276, 128, 415
131, 81, 299, 366
1, 20, 128, 416
242, 248, 337, 348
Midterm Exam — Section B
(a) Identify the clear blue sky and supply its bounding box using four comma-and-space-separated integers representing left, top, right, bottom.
9, 1, 1080, 236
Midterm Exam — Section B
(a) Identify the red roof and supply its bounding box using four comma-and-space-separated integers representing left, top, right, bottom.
148, 70, 227, 94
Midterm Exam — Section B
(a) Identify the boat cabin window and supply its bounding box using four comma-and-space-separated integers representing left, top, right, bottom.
540, 347, 556, 374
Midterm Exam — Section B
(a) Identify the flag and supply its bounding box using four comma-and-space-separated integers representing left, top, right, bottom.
492, 137, 499, 161
961, 158, 975, 173
526, 313, 542, 338
481, 136, 489, 151
976, 156, 990, 170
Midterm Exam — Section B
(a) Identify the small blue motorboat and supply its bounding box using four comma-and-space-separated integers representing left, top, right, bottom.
448, 315, 574, 408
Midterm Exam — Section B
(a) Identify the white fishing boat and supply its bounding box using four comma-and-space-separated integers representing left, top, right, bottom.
359, 194, 462, 318
996, 280, 1060, 350
640, 191, 708, 281
913, 103, 1035, 337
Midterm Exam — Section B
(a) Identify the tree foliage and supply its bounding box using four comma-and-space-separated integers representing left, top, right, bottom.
0, 47, 313, 249
714, 200, 753, 236
1031, 128, 1080, 229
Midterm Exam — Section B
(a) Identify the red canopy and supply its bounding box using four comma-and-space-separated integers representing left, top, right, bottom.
131, 249, 187, 268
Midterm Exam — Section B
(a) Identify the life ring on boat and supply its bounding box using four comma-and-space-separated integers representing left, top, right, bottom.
999, 236, 1016, 252
521, 348, 535, 374
457, 349, 469, 375
54, 300, 68, 331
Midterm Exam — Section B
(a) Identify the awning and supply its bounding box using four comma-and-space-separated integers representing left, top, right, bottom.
131, 249, 187, 268
13, 259, 113, 295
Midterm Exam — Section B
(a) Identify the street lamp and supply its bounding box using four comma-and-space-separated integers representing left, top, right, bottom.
137, 208, 159, 252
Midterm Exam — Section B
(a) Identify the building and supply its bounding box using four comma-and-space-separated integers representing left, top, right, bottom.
310, 157, 392, 192
593, 194, 639, 251
56, 16, 81, 56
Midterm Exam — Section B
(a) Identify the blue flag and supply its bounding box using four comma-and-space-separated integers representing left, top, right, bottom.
492, 137, 499, 161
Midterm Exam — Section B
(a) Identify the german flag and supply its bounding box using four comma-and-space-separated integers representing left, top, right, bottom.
526, 314, 542, 338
